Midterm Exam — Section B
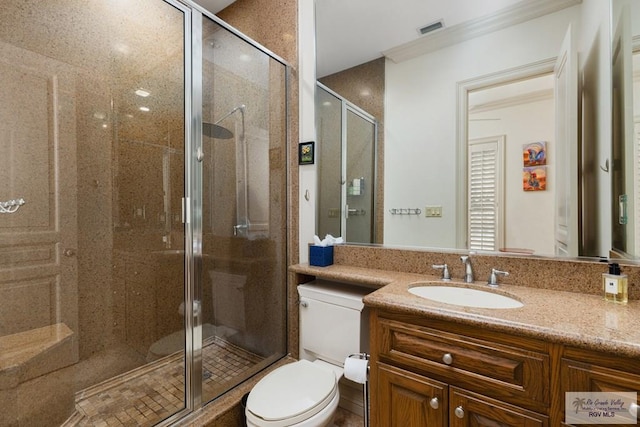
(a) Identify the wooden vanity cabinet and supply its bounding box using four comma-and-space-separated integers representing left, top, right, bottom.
377, 363, 448, 426
370, 309, 551, 427
559, 347, 640, 426
376, 362, 548, 427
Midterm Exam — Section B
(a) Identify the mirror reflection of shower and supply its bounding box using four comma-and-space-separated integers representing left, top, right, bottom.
204, 104, 250, 237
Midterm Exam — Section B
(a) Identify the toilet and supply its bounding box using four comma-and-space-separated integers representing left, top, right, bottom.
244, 280, 370, 427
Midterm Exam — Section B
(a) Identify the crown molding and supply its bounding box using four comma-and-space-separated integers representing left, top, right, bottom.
383, 0, 582, 63
469, 88, 554, 114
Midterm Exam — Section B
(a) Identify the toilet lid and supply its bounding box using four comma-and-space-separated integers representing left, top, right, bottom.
246, 360, 337, 422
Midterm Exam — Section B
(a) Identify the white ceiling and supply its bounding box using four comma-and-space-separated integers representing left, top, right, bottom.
316, 0, 527, 77
192, 0, 572, 91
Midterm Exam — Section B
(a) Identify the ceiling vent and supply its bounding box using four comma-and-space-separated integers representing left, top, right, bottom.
418, 19, 444, 36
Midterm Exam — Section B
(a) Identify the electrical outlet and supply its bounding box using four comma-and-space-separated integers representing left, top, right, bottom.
425, 206, 442, 217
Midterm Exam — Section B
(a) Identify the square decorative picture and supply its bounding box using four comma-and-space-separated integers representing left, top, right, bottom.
298, 141, 315, 165
523, 166, 546, 191
523, 141, 547, 166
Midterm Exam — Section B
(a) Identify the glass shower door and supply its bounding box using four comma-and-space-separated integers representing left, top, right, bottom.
316, 87, 344, 237
345, 108, 376, 243
316, 84, 377, 243
0, 0, 189, 425
196, 14, 288, 405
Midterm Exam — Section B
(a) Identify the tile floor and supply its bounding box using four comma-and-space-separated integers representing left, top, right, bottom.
65, 337, 367, 427
69, 336, 262, 426
334, 407, 365, 427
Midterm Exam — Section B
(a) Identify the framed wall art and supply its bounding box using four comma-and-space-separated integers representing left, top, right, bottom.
299, 141, 315, 165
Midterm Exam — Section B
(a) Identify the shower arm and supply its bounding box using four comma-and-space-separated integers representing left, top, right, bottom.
214, 105, 245, 128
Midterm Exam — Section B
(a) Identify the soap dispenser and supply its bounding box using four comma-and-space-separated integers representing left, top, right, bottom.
602, 263, 628, 304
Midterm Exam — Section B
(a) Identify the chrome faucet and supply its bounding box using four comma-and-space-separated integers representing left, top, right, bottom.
460, 255, 474, 283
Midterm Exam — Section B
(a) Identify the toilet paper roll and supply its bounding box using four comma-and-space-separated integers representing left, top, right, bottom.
343, 356, 368, 384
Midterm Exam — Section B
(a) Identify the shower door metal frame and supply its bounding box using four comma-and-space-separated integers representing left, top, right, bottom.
152, 0, 195, 425
342, 103, 378, 243
175, 0, 291, 423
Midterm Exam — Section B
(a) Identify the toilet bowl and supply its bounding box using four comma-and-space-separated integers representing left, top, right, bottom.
245, 360, 341, 427
244, 280, 371, 427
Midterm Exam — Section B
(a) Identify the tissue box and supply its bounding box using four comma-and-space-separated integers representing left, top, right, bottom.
309, 245, 333, 267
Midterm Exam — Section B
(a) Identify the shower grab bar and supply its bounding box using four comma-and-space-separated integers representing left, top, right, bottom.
0, 198, 25, 214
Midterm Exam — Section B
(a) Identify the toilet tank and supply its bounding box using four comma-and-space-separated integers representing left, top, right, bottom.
297, 280, 371, 366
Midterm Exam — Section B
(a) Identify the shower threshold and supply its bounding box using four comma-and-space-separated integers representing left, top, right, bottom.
62, 335, 263, 427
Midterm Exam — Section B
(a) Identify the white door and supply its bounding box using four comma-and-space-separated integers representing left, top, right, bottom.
554, 25, 579, 257
0, 41, 79, 361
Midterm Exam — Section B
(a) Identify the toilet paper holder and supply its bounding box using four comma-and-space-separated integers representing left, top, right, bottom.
347, 352, 370, 370
347, 353, 370, 427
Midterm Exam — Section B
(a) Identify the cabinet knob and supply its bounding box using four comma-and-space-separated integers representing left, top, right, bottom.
454, 406, 465, 419
429, 397, 439, 409
442, 353, 453, 365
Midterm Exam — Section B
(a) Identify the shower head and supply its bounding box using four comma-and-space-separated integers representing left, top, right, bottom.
202, 122, 234, 139
202, 104, 246, 140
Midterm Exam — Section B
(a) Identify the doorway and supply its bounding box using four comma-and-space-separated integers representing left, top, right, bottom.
464, 71, 557, 255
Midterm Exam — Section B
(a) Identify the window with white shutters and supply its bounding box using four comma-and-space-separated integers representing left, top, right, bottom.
468, 136, 504, 251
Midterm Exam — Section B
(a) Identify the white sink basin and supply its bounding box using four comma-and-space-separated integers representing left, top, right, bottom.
408, 285, 523, 309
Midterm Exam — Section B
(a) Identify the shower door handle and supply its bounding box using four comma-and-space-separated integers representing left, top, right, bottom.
63, 248, 76, 257
233, 224, 248, 236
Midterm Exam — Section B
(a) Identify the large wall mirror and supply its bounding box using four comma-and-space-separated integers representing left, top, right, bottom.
315, 0, 640, 261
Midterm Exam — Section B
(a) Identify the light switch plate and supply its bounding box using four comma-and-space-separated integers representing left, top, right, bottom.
425, 206, 442, 217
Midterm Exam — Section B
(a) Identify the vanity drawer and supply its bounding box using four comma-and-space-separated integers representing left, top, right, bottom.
376, 316, 550, 412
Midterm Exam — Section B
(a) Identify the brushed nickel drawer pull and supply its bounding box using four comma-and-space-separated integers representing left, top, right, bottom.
429, 397, 439, 409
454, 406, 465, 418
442, 353, 453, 365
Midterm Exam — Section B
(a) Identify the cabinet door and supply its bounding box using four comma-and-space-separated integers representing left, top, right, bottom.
449, 387, 548, 427
561, 358, 640, 426
376, 363, 448, 427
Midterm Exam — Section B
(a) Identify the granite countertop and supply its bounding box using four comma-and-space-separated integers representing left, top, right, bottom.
290, 263, 640, 358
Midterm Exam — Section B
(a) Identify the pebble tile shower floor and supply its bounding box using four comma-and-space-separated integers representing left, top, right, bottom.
67, 336, 263, 426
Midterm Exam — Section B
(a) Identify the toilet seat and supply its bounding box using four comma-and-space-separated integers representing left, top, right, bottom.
245, 360, 338, 426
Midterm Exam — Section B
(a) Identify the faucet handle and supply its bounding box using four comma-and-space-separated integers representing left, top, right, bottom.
432, 264, 451, 281
488, 268, 509, 287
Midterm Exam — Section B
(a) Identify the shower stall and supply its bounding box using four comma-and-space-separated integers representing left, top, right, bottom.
316, 83, 377, 244
0, 1, 288, 426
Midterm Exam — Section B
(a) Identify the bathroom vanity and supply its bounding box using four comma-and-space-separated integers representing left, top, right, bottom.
290, 258, 640, 427
369, 308, 640, 426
